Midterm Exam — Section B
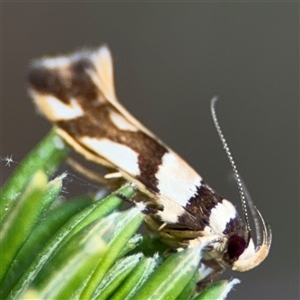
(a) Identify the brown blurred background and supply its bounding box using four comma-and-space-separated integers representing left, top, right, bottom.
1, 3, 298, 299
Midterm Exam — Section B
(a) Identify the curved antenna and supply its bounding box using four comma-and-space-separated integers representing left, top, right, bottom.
238, 176, 262, 246
210, 97, 251, 236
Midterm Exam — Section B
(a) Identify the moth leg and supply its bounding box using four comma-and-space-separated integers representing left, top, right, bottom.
158, 222, 168, 231
196, 260, 225, 293
104, 172, 123, 179
66, 157, 125, 189
114, 190, 164, 216
114, 191, 134, 204
108, 181, 135, 205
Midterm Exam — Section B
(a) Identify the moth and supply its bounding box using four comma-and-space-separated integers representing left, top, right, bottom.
27, 45, 271, 273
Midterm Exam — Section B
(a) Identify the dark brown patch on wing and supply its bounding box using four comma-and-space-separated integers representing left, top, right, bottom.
70, 58, 98, 103
177, 183, 222, 230
27, 65, 70, 103
27, 52, 98, 105
57, 102, 167, 193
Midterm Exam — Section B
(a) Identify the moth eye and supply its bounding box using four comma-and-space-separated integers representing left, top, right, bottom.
227, 235, 246, 259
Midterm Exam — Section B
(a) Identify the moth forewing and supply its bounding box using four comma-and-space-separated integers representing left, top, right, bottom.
27, 45, 271, 275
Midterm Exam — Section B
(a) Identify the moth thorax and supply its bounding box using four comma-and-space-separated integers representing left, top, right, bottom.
211, 237, 228, 254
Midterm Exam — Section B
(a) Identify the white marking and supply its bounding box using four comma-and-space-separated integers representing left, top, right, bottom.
156, 199, 187, 223
80, 137, 140, 176
42, 57, 70, 69
31, 92, 84, 121
209, 199, 237, 235
109, 110, 138, 131
202, 225, 214, 235
156, 152, 202, 207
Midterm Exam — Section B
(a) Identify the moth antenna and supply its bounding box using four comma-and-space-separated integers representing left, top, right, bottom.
237, 176, 262, 246
210, 97, 251, 237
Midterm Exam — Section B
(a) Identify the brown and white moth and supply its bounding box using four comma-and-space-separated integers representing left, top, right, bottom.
27, 45, 271, 273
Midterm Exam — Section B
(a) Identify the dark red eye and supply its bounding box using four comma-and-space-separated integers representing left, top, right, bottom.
227, 236, 246, 259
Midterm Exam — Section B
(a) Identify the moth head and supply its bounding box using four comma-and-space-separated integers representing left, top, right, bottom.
222, 207, 271, 272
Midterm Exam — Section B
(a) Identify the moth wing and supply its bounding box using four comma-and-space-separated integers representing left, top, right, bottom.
90, 45, 117, 105
27, 46, 214, 237
89, 46, 157, 138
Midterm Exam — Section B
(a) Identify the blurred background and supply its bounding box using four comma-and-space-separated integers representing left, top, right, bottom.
2, 3, 298, 299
